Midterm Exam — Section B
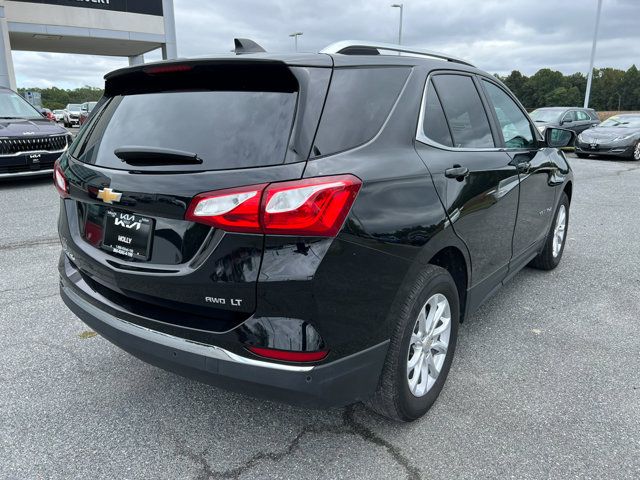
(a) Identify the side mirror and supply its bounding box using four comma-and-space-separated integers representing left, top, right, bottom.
545, 127, 575, 148
561, 118, 573, 125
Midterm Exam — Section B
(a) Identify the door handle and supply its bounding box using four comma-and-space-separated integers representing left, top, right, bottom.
516, 161, 531, 173
445, 165, 469, 179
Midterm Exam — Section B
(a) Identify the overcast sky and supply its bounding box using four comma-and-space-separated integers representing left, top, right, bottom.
12, 0, 640, 89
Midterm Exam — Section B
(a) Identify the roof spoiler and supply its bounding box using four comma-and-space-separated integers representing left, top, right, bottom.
234, 38, 266, 55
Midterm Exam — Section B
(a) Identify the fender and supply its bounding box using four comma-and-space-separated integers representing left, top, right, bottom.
385, 222, 473, 329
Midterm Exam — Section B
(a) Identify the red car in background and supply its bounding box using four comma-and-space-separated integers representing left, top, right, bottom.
40, 108, 56, 122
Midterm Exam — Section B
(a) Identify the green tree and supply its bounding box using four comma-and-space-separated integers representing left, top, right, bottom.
17, 86, 104, 110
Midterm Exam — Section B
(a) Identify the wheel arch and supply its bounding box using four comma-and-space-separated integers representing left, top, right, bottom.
563, 180, 573, 204
388, 226, 472, 332
427, 246, 469, 322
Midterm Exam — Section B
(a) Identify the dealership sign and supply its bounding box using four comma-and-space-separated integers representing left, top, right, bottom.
10, 0, 164, 16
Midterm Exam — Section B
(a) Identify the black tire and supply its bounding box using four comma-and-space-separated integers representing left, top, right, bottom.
367, 264, 459, 422
631, 140, 640, 161
576, 153, 590, 159
529, 192, 570, 270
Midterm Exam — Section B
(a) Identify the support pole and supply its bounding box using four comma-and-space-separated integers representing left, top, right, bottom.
584, 0, 603, 108
0, 4, 16, 89
128, 54, 144, 66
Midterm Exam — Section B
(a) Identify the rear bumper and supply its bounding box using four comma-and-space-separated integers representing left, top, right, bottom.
60, 277, 388, 408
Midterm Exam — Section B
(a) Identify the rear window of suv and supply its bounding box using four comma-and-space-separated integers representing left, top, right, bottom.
311, 67, 410, 157
70, 90, 297, 171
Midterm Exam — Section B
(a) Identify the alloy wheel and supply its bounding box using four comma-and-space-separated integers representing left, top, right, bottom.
406, 293, 451, 397
552, 204, 567, 258
634, 141, 640, 160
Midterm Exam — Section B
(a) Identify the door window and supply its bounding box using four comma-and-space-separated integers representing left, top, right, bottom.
482, 80, 536, 149
431, 74, 495, 148
562, 111, 577, 122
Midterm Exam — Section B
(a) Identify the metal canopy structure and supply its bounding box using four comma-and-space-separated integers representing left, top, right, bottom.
0, 0, 178, 89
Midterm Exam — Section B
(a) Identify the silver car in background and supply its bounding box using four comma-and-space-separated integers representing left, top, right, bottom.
575, 114, 640, 160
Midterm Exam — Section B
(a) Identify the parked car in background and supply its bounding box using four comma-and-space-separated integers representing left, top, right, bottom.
39, 107, 56, 122
53, 109, 65, 122
530, 107, 600, 136
55, 42, 575, 422
78, 101, 98, 126
0, 86, 71, 177
575, 114, 640, 160
63, 103, 82, 128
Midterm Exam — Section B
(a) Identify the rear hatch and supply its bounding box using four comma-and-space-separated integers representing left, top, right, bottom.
59, 57, 331, 332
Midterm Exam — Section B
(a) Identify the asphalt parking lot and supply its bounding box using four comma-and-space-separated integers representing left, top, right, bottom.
1, 154, 639, 479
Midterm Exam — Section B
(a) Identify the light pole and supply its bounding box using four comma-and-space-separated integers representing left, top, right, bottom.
584, 0, 603, 108
391, 4, 403, 45
289, 32, 303, 52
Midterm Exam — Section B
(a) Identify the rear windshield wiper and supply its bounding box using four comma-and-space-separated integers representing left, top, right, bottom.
114, 146, 203, 166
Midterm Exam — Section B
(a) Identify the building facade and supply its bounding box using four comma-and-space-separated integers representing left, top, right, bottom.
0, 0, 177, 89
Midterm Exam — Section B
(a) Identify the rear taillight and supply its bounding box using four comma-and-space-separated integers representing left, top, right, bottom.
247, 346, 329, 363
53, 159, 69, 198
185, 184, 267, 234
185, 175, 362, 237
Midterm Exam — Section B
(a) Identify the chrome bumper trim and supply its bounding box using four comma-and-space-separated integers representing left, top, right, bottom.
62, 283, 315, 373
0, 168, 53, 179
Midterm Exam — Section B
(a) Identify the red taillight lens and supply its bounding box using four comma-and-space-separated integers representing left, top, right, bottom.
185, 184, 267, 233
53, 159, 69, 198
185, 175, 362, 237
247, 346, 329, 363
262, 175, 361, 236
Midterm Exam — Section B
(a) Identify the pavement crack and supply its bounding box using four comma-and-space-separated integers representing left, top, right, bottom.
178, 405, 421, 480
0, 237, 59, 251
343, 406, 422, 479
173, 437, 216, 480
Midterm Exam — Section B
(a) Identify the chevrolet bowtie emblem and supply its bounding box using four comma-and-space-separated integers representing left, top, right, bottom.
97, 187, 122, 204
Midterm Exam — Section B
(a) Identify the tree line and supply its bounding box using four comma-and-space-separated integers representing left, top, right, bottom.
17, 86, 104, 111
18, 65, 640, 112
496, 65, 640, 111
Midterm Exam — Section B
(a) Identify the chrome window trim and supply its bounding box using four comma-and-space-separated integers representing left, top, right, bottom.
416, 71, 504, 153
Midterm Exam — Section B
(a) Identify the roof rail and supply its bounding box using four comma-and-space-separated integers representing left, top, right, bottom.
320, 40, 474, 67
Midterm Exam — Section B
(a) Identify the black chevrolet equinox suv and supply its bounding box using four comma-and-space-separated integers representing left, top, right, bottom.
56, 41, 574, 421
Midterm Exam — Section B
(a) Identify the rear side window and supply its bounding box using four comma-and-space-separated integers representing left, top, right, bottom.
71, 90, 297, 171
311, 67, 410, 157
421, 80, 453, 147
432, 74, 494, 148
576, 110, 590, 121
